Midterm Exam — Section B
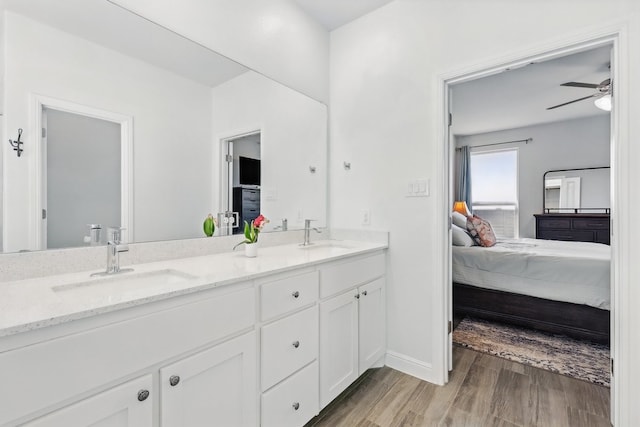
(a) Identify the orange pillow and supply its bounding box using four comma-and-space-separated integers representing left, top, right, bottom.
466, 215, 497, 247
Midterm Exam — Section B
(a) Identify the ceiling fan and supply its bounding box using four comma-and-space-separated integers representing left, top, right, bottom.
546, 78, 612, 110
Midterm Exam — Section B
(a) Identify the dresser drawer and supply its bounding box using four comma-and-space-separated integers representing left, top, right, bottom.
261, 271, 318, 321
261, 361, 319, 427
242, 189, 260, 203
261, 306, 318, 391
573, 218, 609, 230
320, 253, 385, 299
537, 218, 571, 229
538, 230, 594, 242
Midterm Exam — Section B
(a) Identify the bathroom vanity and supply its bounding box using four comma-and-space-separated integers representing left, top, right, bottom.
0, 239, 387, 426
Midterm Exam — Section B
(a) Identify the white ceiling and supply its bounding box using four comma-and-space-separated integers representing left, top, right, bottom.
451, 45, 612, 136
293, 0, 394, 30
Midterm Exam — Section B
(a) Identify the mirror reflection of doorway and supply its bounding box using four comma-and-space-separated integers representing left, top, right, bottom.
44, 108, 121, 249
220, 131, 261, 235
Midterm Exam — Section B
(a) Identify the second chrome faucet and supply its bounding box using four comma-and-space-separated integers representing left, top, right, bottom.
302, 219, 322, 246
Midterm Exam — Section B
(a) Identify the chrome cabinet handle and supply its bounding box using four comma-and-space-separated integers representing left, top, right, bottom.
362, 290, 368, 296
137, 389, 150, 402
292, 340, 300, 348
292, 291, 300, 298
169, 375, 180, 387
292, 402, 300, 411
355, 293, 360, 299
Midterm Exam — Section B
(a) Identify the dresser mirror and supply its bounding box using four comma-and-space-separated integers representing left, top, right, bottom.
543, 167, 610, 214
1, 0, 327, 253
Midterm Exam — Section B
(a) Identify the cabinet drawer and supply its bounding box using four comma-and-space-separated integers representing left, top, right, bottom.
242, 190, 260, 202
261, 361, 319, 427
261, 306, 318, 391
320, 253, 385, 299
537, 218, 571, 229
261, 271, 318, 321
0, 286, 255, 425
538, 230, 594, 242
573, 218, 609, 230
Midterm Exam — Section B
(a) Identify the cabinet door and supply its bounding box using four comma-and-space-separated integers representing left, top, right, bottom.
160, 332, 257, 427
358, 277, 386, 375
319, 290, 359, 408
24, 375, 152, 427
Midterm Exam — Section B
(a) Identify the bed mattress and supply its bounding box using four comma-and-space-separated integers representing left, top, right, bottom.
452, 238, 610, 310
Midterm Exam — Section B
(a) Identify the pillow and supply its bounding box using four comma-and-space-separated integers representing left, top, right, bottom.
451, 211, 468, 229
466, 215, 497, 247
452, 224, 474, 247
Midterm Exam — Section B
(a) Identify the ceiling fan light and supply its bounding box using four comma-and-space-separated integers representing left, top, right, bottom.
594, 94, 612, 111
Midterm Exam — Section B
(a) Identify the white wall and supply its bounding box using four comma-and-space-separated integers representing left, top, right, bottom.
329, 0, 640, 422
210, 71, 327, 231
456, 115, 610, 238
110, 0, 330, 104
3, 13, 213, 251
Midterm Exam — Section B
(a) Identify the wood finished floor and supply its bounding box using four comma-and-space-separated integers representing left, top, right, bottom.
306, 346, 610, 427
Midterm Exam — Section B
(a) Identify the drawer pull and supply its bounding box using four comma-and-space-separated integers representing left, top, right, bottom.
292, 402, 300, 411
362, 290, 368, 296
292, 340, 300, 348
355, 293, 360, 299
137, 389, 150, 402
169, 375, 180, 387
292, 291, 300, 298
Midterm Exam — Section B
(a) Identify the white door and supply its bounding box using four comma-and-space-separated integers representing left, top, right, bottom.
319, 290, 359, 408
24, 375, 152, 427
559, 177, 581, 210
358, 278, 385, 375
160, 332, 257, 427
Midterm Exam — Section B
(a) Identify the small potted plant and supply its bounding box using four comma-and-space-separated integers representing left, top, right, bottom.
234, 214, 269, 257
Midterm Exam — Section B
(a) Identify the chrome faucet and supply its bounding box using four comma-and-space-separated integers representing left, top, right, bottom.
106, 227, 129, 274
302, 219, 321, 246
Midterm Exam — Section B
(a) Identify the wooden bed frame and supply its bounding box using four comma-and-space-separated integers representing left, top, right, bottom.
453, 282, 610, 344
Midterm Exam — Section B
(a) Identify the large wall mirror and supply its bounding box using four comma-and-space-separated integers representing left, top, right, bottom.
1, 0, 327, 253
543, 167, 610, 214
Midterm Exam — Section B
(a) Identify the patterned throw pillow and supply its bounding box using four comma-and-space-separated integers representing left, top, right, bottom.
466, 215, 497, 247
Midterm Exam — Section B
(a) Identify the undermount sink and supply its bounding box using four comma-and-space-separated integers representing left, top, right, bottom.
298, 240, 354, 250
52, 269, 196, 293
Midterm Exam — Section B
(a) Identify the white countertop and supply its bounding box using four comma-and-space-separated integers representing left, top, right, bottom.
0, 239, 386, 338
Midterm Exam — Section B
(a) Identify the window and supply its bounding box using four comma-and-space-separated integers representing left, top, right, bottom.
470, 149, 518, 238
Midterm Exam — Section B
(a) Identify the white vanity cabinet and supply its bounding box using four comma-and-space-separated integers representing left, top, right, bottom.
0, 284, 257, 427
160, 332, 257, 427
319, 254, 386, 408
23, 375, 153, 427
259, 270, 320, 427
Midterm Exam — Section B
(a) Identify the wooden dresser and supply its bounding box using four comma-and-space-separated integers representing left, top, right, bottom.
534, 213, 610, 245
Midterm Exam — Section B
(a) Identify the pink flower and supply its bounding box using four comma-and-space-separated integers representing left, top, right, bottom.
254, 214, 266, 228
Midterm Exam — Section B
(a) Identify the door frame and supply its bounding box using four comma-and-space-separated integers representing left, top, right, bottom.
29, 94, 134, 249
435, 25, 629, 425
216, 128, 262, 236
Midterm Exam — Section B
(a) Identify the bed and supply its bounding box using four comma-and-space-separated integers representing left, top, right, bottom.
453, 238, 610, 343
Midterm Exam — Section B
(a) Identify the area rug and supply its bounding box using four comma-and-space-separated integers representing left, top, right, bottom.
453, 317, 610, 387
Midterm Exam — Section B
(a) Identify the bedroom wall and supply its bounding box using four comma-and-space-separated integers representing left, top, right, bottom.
456, 115, 611, 238
329, 1, 640, 422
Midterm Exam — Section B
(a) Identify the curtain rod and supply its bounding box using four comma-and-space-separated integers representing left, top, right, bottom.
456, 137, 532, 150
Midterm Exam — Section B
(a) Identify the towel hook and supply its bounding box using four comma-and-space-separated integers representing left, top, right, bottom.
9, 128, 24, 157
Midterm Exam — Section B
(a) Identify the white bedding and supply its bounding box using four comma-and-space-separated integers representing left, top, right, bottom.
452, 238, 610, 310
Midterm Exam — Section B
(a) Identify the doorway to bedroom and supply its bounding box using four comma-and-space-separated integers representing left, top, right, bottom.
444, 39, 616, 424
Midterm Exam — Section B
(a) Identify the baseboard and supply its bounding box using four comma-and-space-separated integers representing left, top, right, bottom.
385, 350, 438, 384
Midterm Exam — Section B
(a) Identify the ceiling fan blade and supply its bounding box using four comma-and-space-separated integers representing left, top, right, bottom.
560, 82, 600, 89
546, 94, 598, 110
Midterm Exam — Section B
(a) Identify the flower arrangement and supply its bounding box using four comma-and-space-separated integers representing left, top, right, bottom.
234, 214, 269, 249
